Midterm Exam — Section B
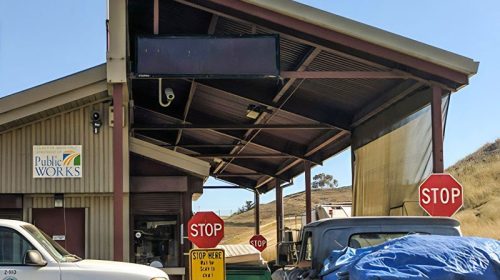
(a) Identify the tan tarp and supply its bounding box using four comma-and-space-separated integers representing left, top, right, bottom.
352, 93, 449, 216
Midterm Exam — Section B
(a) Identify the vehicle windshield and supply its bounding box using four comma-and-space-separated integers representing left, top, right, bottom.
21, 224, 82, 263
349, 232, 429, 248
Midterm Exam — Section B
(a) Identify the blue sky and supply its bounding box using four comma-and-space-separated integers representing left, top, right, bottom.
1, 1, 498, 215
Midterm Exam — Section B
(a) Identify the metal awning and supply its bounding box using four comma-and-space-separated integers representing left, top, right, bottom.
127, 0, 478, 193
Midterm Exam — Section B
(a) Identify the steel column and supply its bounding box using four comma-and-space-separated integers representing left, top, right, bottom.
255, 190, 260, 235
305, 161, 312, 224
275, 179, 283, 245
431, 86, 444, 173
112, 83, 124, 261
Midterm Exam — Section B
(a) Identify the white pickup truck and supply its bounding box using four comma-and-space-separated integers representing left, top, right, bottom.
0, 219, 169, 280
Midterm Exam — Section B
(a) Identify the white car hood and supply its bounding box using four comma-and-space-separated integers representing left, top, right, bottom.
73, 259, 168, 278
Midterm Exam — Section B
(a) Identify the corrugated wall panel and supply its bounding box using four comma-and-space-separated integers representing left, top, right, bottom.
0, 102, 113, 193
29, 194, 113, 260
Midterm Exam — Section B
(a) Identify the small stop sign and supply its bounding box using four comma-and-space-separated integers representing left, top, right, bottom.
249, 235, 267, 252
188, 211, 224, 248
419, 173, 463, 217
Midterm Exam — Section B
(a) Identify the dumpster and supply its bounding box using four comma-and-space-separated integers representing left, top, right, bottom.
218, 244, 272, 280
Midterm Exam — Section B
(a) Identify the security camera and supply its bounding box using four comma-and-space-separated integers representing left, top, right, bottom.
165, 88, 175, 101
91, 111, 102, 134
159, 87, 175, 107
92, 111, 101, 122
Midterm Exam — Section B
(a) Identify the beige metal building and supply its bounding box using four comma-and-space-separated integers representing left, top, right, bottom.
0, 64, 209, 278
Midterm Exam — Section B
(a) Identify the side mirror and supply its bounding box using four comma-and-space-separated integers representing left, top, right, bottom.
24, 250, 47, 266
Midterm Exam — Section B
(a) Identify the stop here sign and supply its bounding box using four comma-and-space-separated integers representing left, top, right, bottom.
419, 173, 463, 217
249, 235, 267, 252
188, 211, 224, 248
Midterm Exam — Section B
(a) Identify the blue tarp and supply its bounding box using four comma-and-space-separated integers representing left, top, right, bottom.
320, 235, 500, 280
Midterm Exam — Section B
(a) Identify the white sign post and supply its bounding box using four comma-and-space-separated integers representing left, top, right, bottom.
33, 145, 82, 178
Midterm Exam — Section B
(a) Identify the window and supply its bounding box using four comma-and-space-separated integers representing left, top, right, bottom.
0, 227, 35, 265
302, 231, 313, 261
349, 232, 429, 248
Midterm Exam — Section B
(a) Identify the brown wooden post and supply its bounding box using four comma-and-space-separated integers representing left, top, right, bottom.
153, 0, 159, 35
431, 86, 444, 173
304, 161, 312, 224
112, 83, 124, 261
254, 190, 260, 235
275, 179, 283, 245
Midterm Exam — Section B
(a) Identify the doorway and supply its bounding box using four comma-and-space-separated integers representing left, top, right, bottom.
32, 208, 86, 257
132, 215, 180, 268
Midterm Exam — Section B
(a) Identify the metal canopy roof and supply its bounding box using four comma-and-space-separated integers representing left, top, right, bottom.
128, 0, 477, 193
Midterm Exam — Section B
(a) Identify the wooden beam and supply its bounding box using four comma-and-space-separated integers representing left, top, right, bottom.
153, 0, 159, 35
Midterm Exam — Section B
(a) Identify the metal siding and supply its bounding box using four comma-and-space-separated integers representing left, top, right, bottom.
0, 102, 113, 193
29, 194, 114, 260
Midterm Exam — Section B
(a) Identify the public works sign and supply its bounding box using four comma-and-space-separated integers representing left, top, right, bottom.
33, 145, 82, 178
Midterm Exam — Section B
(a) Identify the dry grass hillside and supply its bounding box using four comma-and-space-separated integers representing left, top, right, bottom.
221, 187, 352, 260
449, 139, 500, 239
222, 138, 500, 260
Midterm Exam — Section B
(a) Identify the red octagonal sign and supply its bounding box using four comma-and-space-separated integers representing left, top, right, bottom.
188, 211, 224, 248
249, 235, 267, 252
419, 173, 463, 217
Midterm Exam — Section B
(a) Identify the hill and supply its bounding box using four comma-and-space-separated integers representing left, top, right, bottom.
449, 139, 500, 239
222, 138, 500, 259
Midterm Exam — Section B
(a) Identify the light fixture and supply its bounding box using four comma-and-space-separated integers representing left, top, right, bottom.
246, 104, 268, 120
54, 193, 64, 208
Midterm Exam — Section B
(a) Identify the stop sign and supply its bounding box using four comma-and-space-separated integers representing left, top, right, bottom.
249, 235, 267, 252
419, 173, 463, 217
188, 211, 224, 248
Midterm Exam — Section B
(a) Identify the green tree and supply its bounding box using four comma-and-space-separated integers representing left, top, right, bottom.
312, 173, 338, 188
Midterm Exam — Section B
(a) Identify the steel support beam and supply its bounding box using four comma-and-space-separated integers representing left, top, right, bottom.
352, 80, 423, 127
255, 190, 260, 235
203, 185, 252, 190
275, 179, 283, 245
174, 81, 197, 151
305, 161, 312, 224
162, 143, 244, 148
431, 86, 444, 173
194, 82, 351, 130
134, 123, 335, 130
213, 173, 261, 177
112, 83, 124, 261
280, 71, 409, 79
196, 153, 294, 159
135, 106, 321, 165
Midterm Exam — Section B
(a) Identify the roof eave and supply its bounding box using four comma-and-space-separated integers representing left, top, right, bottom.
241, 0, 479, 77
